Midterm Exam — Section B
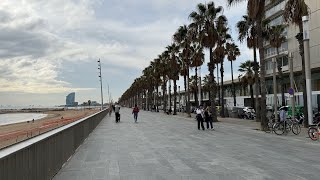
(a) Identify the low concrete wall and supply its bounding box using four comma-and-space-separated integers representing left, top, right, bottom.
0, 109, 108, 180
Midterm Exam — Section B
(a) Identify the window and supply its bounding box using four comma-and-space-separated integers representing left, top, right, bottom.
276, 55, 289, 67
264, 41, 288, 58
265, 59, 273, 70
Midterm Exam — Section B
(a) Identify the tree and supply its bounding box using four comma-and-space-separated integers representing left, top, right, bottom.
189, 1, 223, 121
167, 43, 180, 115
214, 16, 231, 117
268, 25, 287, 106
189, 44, 205, 107
173, 25, 192, 117
226, 42, 241, 106
189, 75, 199, 106
239, 60, 256, 108
228, 0, 270, 130
283, 0, 309, 127
236, 14, 261, 121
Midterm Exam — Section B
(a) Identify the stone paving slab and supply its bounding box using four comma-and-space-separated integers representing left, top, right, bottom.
54, 108, 320, 180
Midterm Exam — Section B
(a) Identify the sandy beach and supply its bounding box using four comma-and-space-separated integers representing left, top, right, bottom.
0, 108, 100, 149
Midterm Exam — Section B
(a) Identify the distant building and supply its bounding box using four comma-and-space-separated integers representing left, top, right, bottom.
66, 92, 75, 107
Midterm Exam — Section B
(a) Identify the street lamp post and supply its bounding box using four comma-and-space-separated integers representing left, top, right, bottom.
272, 57, 278, 122
302, 16, 313, 125
98, 59, 103, 111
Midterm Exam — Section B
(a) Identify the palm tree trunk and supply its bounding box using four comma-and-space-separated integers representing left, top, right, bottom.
169, 80, 172, 111
199, 71, 203, 106
195, 66, 198, 107
276, 47, 285, 106
173, 79, 177, 115
220, 60, 225, 117
209, 48, 217, 122
187, 68, 191, 117
231, 60, 236, 106
156, 86, 159, 112
257, 17, 268, 130
253, 43, 261, 122
162, 79, 167, 113
250, 84, 254, 108
217, 63, 220, 106
184, 74, 187, 113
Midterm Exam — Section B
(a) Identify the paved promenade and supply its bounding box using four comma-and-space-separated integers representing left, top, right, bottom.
54, 108, 320, 180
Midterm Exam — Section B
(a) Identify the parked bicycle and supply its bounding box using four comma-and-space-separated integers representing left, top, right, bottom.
273, 118, 301, 135
308, 121, 320, 141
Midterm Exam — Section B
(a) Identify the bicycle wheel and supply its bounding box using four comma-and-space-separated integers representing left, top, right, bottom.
273, 122, 285, 135
308, 127, 319, 141
291, 124, 301, 135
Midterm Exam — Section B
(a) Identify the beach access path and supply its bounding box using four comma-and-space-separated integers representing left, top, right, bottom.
54, 107, 320, 180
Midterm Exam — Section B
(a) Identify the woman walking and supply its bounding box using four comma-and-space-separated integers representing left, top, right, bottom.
196, 106, 205, 130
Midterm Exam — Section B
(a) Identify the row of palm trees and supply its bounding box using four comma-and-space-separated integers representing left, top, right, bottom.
119, 0, 309, 129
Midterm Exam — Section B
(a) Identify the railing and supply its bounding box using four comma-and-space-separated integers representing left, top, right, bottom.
0, 109, 108, 180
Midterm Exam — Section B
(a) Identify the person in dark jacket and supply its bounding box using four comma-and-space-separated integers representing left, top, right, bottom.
132, 104, 140, 123
204, 107, 214, 130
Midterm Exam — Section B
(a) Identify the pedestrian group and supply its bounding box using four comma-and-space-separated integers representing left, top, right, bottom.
109, 103, 215, 131
196, 106, 214, 131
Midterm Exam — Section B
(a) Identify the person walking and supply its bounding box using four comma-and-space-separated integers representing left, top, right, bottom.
108, 104, 112, 116
114, 103, 120, 123
196, 106, 205, 130
132, 104, 140, 123
204, 107, 214, 130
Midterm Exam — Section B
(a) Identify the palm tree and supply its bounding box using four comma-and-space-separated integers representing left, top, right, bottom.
239, 60, 256, 108
167, 43, 181, 115
189, 2, 223, 121
283, 0, 309, 127
173, 25, 192, 117
189, 44, 205, 107
228, 0, 270, 130
189, 75, 199, 106
214, 16, 231, 117
150, 58, 162, 112
236, 14, 261, 121
268, 25, 287, 106
202, 74, 212, 105
159, 52, 169, 113
226, 42, 241, 106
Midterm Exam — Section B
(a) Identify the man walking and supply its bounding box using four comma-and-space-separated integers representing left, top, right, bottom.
114, 103, 120, 123
132, 104, 140, 123
196, 106, 205, 130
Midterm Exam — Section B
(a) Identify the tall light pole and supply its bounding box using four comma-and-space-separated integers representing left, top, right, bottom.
272, 57, 278, 121
302, 16, 313, 125
98, 59, 103, 110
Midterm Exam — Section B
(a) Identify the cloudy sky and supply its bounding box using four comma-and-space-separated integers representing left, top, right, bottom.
0, 0, 250, 107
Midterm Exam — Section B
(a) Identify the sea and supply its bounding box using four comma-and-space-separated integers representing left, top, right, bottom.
0, 105, 101, 126
0, 113, 48, 126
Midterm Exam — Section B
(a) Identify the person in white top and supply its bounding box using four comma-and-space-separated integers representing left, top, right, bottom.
196, 106, 205, 130
114, 103, 121, 123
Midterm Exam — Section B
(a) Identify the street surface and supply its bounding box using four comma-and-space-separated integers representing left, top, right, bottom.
54, 108, 320, 180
